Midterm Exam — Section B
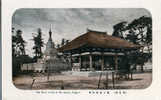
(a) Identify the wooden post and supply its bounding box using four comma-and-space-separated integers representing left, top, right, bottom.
47, 62, 50, 81
101, 52, 104, 71
46, 60, 52, 81
27, 64, 28, 72
31, 79, 35, 89
47, 72, 50, 81
70, 53, 73, 68
79, 55, 81, 71
115, 54, 118, 71
98, 72, 102, 89
61, 80, 64, 90
89, 54, 93, 71
105, 72, 108, 89
112, 72, 115, 89
131, 71, 133, 80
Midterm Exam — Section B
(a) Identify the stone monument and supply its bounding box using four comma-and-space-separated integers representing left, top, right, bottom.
44, 28, 70, 73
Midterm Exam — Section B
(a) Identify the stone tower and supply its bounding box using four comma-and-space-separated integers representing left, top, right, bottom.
43, 26, 71, 74
44, 27, 57, 59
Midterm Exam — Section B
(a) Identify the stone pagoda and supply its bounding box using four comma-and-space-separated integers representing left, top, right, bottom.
44, 28, 57, 60
43, 27, 70, 73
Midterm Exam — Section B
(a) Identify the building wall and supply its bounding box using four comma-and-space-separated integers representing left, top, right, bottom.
21, 63, 46, 72
21, 61, 71, 73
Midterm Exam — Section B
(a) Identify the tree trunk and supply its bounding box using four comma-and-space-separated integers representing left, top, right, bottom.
141, 64, 144, 72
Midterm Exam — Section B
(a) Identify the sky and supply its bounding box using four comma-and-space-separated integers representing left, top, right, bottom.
12, 8, 151, 57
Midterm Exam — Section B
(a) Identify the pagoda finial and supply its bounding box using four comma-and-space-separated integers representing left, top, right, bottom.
49, 24, 52, 38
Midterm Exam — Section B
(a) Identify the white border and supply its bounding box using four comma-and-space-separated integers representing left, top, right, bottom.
2, 0, 161, 100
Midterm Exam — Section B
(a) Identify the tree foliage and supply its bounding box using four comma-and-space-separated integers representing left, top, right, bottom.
12, 29, 26, 56
61, 38, 65, 46
12, 28, 27, 75
126, 16, 152, 46
32, 28, 44, 61
112, 16, 152, 72
126, 16, 152, 72
112, 21, 127, 39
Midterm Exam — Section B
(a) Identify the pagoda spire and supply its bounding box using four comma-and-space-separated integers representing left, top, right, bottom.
49, 24, 52, 39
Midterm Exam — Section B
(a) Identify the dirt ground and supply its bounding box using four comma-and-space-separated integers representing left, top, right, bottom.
13, 72, 152, 90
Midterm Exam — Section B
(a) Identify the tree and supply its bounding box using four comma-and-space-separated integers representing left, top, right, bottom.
65, 39, 69, 44
112, 16, 152, 72
126, 16, 152, 44
12, 28, 26, 57
61, 38, 65, 46
60, 39, 70, 47
56, 44, 60, 48
12, 28, 26, 75
14, 30, 26, 56
125, 16, 152, 72
12, 28, 17, 57
32, 28, 44, 61
112, 21, 127, 39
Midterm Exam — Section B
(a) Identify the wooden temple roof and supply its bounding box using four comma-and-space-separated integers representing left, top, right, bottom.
58, 30, 140, 52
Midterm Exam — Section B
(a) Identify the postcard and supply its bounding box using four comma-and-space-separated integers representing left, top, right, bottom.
2, 0, 161, 100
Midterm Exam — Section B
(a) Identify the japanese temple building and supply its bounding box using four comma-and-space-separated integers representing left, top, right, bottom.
58, 29, 140, 72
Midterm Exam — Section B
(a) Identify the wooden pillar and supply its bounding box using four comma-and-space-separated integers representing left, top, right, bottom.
27, 64, 28, 72
97, 72, 102, 89
115, 54, 118, 71
70, 53, 73, 69
79, 55, 81, 71
105, 72, 108, 89
112, 72, 115, 89
101, 52, 104, 71
47, 61, 50, 81
89, 54, 93, 71
131, 71, 133, 80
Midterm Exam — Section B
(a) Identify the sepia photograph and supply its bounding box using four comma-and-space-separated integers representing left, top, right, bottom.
12, 8, 152, 90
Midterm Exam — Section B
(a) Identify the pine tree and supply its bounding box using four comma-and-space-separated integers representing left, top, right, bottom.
32, 28, 44, 61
